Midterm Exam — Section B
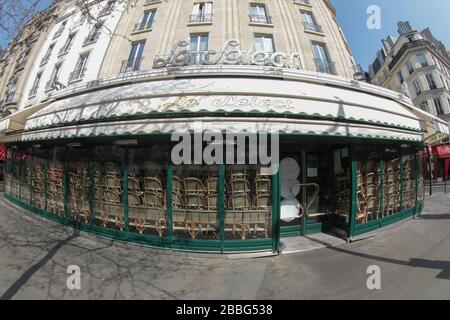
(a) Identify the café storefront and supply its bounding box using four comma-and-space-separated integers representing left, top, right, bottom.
0, 66, 444, 253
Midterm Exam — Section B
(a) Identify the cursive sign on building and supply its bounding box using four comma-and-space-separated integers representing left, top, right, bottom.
212, 96, 294, 111
153, 39, 303, 69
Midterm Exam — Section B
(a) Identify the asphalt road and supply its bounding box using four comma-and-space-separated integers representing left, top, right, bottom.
0, 192, 449, 300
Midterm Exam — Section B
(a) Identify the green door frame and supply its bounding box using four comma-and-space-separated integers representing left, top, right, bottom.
348, 146, 357, 238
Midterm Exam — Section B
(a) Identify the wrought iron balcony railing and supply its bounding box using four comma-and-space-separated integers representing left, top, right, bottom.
69, 68, 87, 83
302, 22, 322, 33
83, 33, 100, 46
45, 78, 66, 91
4, 91, 15, 103
249, 14, 272, 24
29, 86, 38, 97
120, 58, 144, 73
134, 21, 154, 31
314, 58, 337, 75
145, 0, 160, 4
352, 64, 366, 81
189, 14, 213, 23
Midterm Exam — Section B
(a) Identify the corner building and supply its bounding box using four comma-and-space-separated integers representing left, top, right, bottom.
0, 0, 448, 253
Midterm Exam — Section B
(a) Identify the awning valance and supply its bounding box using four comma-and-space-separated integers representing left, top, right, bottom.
0, 100, 53, 135
19, 117, 423, 143
23, 78, 423, 135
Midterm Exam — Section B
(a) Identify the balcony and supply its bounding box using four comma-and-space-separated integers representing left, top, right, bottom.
83, 33, 100, 46
69, 68, 86, 83
145, 0, 160, 4
314, 58, 337, 75
29, 86, 39, 97
388, 39, 428, 70
120, 58, 144, 73
58, 44, 71, 56
15, 59, 27, 71
294, 0, 311, 4
302, 22, 323, 33
352, 64, 366, 81
40, 55, 50, 66
98, 5, 114, 17
249, 14, 272, 24
189, 14, 213, 23
133, 22, 154, 32
45, 78, 66, 92
4, 92, 15, 103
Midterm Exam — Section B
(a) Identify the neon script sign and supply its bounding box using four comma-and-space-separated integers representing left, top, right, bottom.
153, 39, 303, 69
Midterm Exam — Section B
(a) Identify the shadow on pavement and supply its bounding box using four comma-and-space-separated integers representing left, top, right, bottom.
303, 235, 450, 280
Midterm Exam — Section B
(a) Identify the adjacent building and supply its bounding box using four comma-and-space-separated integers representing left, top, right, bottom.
369, 21, 450, 180
0, 1, 448, 254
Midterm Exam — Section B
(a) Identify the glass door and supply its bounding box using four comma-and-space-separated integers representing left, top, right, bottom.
279, 153, 304, 237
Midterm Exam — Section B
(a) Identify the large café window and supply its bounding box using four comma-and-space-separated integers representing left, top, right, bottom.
127, 147, 169, 237
92, 146, 125, 231
354, 146, 382, 225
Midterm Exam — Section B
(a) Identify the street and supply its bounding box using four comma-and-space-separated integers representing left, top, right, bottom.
0, 192, 449, 300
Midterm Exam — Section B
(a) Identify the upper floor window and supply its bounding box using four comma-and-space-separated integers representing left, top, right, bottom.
300, 11, 322, 33
84, 23, 102, 45
413, 79, 422, 96
425, 73, 437, 90
294, 0, 311, 4
397, 71, 404, 84
135, 10, 156, 31
417, 53, 429, 68
69, 52, 90, 82
420, 101, 428, 112
40, 44, 54, 65
121, 41, 145, 73
254, 34, 275, 53
53, 21, 67, 39
406, 61, 414, 75
190, 2, 213, 23
190, 34, 209, 64
59, 33, 76, 56
46, 63, 63, 91
311, 42, 336, 75
249, 3, 271, 24
99, 1, 116, 16
434, 98, 444, 115
29, 72, 42, 97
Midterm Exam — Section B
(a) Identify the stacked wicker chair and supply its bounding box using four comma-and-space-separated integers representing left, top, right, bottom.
383, 159, 401, 217
47, 161, 65, 216
225, 168, 270, 240
68, 162, 89, 223
402, 158, 416, 209
32, 159, 46, 209
335, 173, 351, 222
127, 165, 166, 236
93, 161, 125, 230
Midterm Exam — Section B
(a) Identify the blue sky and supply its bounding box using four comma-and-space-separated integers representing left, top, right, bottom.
333, 0, 450, 69
2, 0, 449, 71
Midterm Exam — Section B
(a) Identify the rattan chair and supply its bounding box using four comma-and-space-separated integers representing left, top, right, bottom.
228, 178, 251, 195
254, 177, 271, 195
143, 176, 163, 194
206, 176, 219, 194
183, 177, 205, 195
228, 193, 251, 211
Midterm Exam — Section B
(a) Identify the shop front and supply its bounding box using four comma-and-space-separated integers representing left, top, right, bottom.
0, 66, 440, 253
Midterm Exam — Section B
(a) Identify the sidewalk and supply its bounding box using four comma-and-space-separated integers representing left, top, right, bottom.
0, 193, 449, 299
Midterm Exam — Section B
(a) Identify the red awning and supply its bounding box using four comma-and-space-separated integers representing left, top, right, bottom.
434, 144, 450, 159
0, 144, 6, 161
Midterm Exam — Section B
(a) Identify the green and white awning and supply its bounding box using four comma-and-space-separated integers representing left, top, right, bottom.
4, 77, 427, 142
